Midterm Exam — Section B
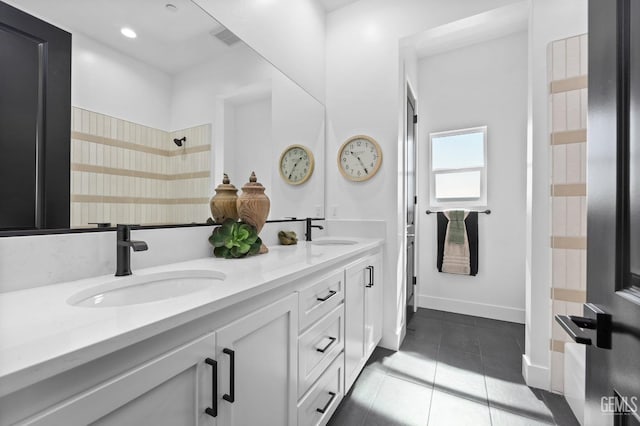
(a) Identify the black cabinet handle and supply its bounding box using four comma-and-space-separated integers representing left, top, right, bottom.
316, 392, 337, 414
223, 348, 235, 403
316, 336, 337, 353
365, 266, 374, 288
204, 358, 217, 417
317, 290, 337, 302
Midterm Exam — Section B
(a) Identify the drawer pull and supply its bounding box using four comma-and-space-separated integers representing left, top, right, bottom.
316, 336, 337, 353
205, 358, 218, 417
316, 290, 337, 302
316, 392, 337, 414
223, 348, 235, 403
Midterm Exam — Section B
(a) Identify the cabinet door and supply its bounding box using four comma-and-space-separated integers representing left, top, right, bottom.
19, 333, 217, 426
344, 258, 367, 392
215, 293, 298, 426
364, 253, 383, 356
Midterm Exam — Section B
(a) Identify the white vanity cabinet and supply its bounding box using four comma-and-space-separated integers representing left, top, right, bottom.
0, 240, 385, 426
214, 293, 298, 426
344, 251, 383, 392
8, 332, 217, 426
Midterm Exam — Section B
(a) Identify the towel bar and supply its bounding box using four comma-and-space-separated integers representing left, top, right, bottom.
425, 209, 491, 215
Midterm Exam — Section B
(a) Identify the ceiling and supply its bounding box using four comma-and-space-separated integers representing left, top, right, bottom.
407, 1, 529, 58
319, 0, 359, 12
5, 0, 240, 75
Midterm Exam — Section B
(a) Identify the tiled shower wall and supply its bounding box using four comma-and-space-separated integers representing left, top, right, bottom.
70, 108, 211, 227
548, 34, 588, 393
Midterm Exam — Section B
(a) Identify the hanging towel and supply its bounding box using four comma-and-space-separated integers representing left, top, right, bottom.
437, 211, 479, 276
447, 210, 466, 244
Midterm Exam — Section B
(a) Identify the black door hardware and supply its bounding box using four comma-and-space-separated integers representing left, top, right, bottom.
554, 303, 612, 349
365, 266, 374, 288
316, 337, 337, 353
223, 348, 235, 403
317, 290, 337, 302
316, 392, 337, 414
205, 358, 217, 417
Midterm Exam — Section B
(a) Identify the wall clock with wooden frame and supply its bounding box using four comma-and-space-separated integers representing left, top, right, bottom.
337, 135, 383, 181
279, 144, 315, 185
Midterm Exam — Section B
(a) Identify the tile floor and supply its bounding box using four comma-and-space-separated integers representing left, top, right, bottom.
328, 308, 580, 426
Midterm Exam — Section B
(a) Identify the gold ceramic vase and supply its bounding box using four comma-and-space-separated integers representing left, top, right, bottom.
210, 173, 239, 224
237, 171, 270, 253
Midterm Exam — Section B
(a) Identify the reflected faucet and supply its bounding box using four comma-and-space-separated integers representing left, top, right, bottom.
116, 224, 148, 276
305, 218, 324, 242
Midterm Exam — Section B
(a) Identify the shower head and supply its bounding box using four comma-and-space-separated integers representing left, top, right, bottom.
173, 137, 186, 147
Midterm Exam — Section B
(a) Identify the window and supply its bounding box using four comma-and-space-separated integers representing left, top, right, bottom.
429, 126, 487, 207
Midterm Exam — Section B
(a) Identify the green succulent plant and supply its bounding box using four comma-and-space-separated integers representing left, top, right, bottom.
208, 219, 262, 259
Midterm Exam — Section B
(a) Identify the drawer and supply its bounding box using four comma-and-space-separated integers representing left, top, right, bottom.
298, 304, 344, 397
298, 270, 344, 331
297, 353, 344, 426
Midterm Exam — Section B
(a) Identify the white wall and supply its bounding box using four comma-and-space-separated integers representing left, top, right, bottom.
325, 0, 523, 349
71, 33, 172, 131
416, 32, 528, 323
523, 0, 588, 390
227, 97, 273, 196
193, 0, 326, 103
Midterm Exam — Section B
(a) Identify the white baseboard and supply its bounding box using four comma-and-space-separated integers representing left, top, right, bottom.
522, 354, 550, 391
418, 295, 525, 323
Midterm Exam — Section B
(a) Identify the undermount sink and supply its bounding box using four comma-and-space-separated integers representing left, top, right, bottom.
67, 269, 226, 308
310, 239, 358, 246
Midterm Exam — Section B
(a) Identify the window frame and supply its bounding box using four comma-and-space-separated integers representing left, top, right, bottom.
428, 126, 488, 208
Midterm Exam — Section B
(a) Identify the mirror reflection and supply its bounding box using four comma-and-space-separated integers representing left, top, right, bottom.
2, 0, 325, 229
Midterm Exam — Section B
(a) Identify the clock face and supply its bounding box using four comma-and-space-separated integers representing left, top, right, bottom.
279, 145, 314, 185
338, 135, 382, 181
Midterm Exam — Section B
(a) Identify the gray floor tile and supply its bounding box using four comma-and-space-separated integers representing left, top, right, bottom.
489, 405, 556, 425
442, 311, 477, 326
364, 375, 432, 426
540, 391, 581, 426
386, 342, 438, 387
415, 308, 444, 319
427, 389, 491, 426
330, 310, 578, 426
484, 366, 555, 424
440, 322, 480, 354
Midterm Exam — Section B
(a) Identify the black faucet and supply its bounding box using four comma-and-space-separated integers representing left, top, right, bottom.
305, 218, 324, 242
116, 224, 148, 276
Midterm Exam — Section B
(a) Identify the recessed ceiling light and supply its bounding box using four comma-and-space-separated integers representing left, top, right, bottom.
120, 27, 137, 39
165, 3, 178, 12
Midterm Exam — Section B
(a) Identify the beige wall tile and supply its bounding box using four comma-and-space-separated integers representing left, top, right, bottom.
566, 197, 582, 236
552, 39, 567, 80
566, 249, 581, 289
553, 145, 567, 184
566, 36, 581, 78
580, 34, 588, 75
566, 90, 581, 130
553, 249, 567, 288
552, 93, 567, 132
565, 143, 582, 183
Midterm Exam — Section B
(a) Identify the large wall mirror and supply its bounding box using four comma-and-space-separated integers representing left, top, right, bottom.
1, 0, 325, 231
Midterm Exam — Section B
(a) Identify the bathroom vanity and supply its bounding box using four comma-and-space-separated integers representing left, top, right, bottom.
0, 238, 383, 425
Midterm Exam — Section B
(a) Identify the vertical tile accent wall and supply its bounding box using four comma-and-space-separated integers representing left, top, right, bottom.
548, 34, 588, 394
70, 108, 211, 227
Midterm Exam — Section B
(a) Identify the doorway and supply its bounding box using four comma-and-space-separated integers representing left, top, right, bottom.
406, 85, 417, 324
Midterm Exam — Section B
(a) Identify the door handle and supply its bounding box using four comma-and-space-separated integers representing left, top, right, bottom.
554, 303, 612, 349
204, 358, 218, 417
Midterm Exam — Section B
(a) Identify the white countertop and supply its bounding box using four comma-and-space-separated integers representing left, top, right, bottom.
0, 237, 382, 397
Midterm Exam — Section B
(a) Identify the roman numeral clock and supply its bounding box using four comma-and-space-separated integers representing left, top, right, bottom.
337, 135, 383, 181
